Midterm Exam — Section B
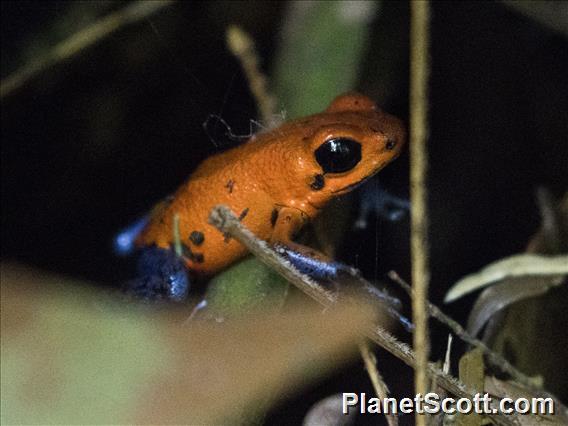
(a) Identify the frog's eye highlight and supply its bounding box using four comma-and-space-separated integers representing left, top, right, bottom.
315, 138, 362, 174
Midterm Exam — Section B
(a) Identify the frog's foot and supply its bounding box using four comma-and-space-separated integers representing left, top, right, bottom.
113, 215, 150, 256
272, 243, 414, 331
354, 182, 410, 229
273, 242, 358, 280
123, 246, 190, 302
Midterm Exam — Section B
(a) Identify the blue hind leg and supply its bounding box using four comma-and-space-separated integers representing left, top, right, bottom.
273, 243, 356, 279
124, 246, 190, 302
274, 243, 414, 331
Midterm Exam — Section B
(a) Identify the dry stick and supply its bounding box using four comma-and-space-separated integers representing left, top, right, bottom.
226, 26, 280, 129
409, 2, 432, 424
208, 205, 516, 426
358, 341, 398, 426
388, 271, 539, 389
1, 0, 176, 100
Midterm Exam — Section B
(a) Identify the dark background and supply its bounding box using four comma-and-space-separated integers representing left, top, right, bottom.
2, 1, 567, 424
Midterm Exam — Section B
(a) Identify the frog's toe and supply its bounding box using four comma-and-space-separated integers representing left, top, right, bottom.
356, 183, 410, 229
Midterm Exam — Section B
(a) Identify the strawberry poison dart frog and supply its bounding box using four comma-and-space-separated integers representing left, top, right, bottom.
115, 93, 406, 301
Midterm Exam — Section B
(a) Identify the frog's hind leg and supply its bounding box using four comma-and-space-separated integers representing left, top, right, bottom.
124, 246, 190, 302
273, 242, 356, 279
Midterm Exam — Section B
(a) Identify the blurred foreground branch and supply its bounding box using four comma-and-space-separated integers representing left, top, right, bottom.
1, 0, 176, 100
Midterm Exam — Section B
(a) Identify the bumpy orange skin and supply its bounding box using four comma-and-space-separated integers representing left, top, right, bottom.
137, 93, 406, 275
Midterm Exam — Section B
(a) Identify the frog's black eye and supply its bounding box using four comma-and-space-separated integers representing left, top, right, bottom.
315, 138, 362, 173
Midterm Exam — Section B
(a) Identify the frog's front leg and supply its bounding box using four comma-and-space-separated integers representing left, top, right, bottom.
269, 207, 413, 330
272, 243, 358, 279
269, 206, 355, 279
124, 246, 190, 302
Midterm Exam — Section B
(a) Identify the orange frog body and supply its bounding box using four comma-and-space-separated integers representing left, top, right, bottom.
119, 93, 405, 301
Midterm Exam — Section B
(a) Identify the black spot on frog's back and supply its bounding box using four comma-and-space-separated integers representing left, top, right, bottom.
189, 230, 205, 245
238, 208, 249, 221
181, 243, 204, 263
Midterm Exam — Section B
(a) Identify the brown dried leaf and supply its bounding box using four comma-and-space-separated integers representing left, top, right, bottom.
466, 275, 565, 338
526, 189, 568, 254
457, 348, 484, 426
444, 254, 567, 304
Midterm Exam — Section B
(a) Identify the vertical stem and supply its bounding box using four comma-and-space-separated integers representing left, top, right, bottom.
410, 1, 431, 424
172, 213, 182, 257
226, 26, 278, 128
359, 341, 399, 426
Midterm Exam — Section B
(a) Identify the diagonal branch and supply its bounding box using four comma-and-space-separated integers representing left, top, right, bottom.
1, 0, 176, 100
388, 270, 540, 389
208, 205, 518, 426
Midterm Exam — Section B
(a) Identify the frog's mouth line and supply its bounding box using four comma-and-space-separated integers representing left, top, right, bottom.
306, 200, 322, 211
330, 162, 387, 195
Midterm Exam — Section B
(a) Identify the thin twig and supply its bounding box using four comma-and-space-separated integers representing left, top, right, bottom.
427, 335, 452, 426
410, 2, 432, 423
1, 0, 176, 100
388, 270, 540, 389
208, 205, 517, 426
358, 341, 398, 426
172, 213, 182, 256
443, 334, 453, 375
226, 26, 280, 129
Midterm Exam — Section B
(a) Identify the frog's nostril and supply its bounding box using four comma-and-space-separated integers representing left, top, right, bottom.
386, 139, 397, 150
